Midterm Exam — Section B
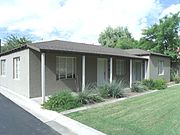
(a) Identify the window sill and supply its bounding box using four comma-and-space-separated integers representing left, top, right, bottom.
0, 75, 6, 77
158, 74, 164, 76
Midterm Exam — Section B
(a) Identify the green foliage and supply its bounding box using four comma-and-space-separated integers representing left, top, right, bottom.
142, 79, 167, 90
42, 87, 103, 112
142, 79, 155, 90
131, 81, 148, 92
174, 75, 180, 84
97, 80, 126, 98
97, 85, 110, 98
42, 90, 82, 112
170, 68, 180, 83
98, 26, 137, 49
170, 68, 177, 81
153, 79, 167, 90
116, 38, 138, 49
77, 91, 103, 104
139, 12, 180, 62
2, 35, 32, 52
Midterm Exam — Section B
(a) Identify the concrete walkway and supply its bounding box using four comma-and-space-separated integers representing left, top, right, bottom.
0, 86, 106, 135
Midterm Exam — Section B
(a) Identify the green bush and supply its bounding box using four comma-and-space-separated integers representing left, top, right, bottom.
131, 81, 147, 92
42, 90, 82, 112
153, 79, 167, 90
97, 80, 126, 98
77, 91, 103, 104
142, 79, 155, 90
174, 75, 180, 84
142, 79, 167, 90
170, 69, 176, 81
97, 84, 110, 98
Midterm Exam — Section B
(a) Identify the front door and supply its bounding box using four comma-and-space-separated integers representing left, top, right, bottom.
97, 58, 108, 86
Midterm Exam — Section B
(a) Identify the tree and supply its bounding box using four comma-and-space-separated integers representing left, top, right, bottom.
116, 38, 138, 49
98, 26, 137, 49
139, 12, 180, 62
2, 35, 32, 53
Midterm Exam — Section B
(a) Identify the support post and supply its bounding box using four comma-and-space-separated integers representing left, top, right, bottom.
41, 53, 45, 104
110, 57, 113, 83
147, 58, 150, 79
82, 55, 85, 91
130, 59, 133, 88
144, 60, 148, 79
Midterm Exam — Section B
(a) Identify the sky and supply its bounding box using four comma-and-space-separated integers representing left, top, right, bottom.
0, 0, 179, 44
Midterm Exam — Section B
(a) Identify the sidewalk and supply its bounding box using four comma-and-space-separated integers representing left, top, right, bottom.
0, 86, 106, 135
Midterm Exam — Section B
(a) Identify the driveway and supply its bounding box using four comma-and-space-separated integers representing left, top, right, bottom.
0, 94, 60, 135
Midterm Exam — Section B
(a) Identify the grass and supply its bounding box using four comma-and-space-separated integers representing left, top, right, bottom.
67, 85, 180, 135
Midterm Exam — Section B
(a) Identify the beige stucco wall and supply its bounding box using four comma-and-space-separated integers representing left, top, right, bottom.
0, 49, 30, 97
149, 55, 170, 82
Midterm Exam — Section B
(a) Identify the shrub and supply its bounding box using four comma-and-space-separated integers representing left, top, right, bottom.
170, 69, 176, 81
142, 79, 155, 90
174, 75, 180, 84
97, 80, 126, 98
142, 79, 167, 90
153, 79, 167, 90
131, 81, 147, 92
97, 84, 110, 98
42, 90, 82, 112
77, 91, 103, 104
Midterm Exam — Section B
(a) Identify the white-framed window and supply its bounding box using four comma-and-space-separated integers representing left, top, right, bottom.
56, 56, 76, 80
13, 57, 20, 79
116, 59, 126, 76
0, 59, 6, 76
158, 60, 164, 75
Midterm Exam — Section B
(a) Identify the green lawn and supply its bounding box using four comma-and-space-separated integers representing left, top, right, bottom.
67, 85, 180, 135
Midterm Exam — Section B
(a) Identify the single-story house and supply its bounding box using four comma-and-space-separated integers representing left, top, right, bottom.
0, 40, 170, 102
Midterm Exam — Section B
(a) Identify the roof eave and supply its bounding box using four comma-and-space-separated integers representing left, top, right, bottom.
40, 49, 147, 59
0, 45, 27, 57
0, 45, 41, 57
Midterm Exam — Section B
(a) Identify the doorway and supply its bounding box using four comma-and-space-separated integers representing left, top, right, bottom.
97, 58, 108, 86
